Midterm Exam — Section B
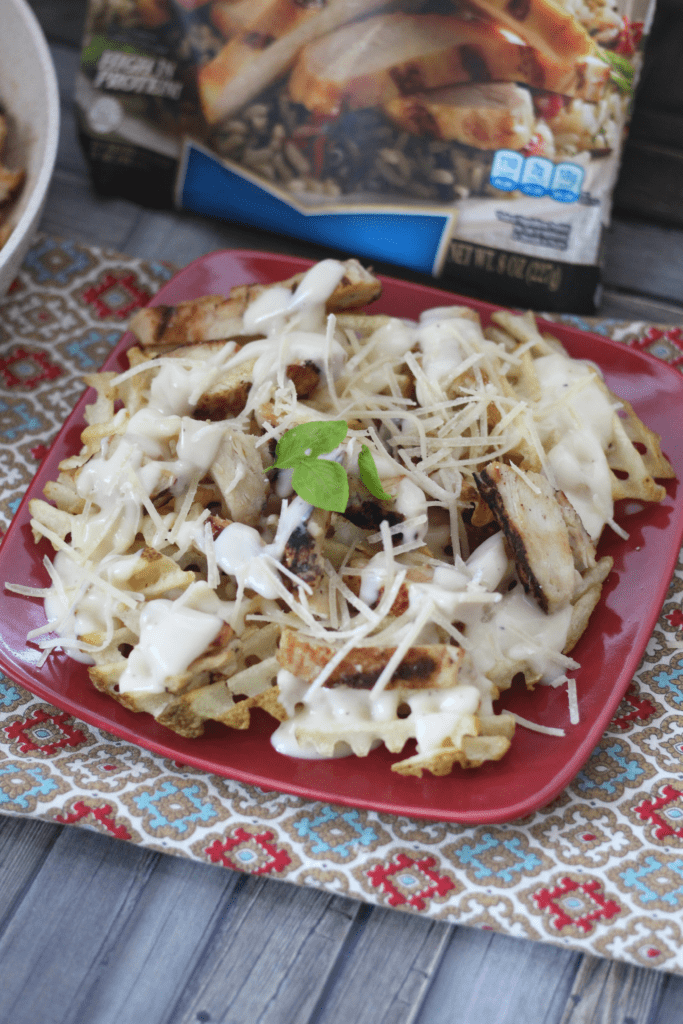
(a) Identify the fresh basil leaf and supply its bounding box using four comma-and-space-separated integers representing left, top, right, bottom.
292, 459, 349, 513
272, 420, 348, 469
358, 444, 394, 501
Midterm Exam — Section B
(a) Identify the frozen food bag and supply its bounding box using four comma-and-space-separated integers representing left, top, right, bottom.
75, 0, 652, 311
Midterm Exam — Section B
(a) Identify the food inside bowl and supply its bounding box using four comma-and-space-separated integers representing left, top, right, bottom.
0, 106, 25, 248
11, 259, 676, 777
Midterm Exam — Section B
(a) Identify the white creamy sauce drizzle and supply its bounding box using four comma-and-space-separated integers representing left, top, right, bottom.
118, 598, 223, 695
174, 419, 226, 486
466, 589, 575, 686
243, 259, 346, 334
241, 259, 349, 404
42, 551, 107, 664
359, 553, 389, 607
271, 667, 484, 759
148, 345, 238, 416
275, 466, 294, 498
416, 316, 483, 391
214, 523, 279, 600
252, 330, 346, 392
394, 478, 428, 544
366, 319, 414, 360
75, 439, 147, 556
27, 258, 623, 742
534, 354, 616, 540
214, 496, 312, 600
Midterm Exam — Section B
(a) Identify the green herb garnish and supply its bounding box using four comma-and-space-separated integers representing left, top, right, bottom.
358, 443, 394, 501
267, 421, 394, 513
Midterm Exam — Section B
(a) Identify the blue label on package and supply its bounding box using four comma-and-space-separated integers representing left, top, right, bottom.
178, 144, 454, 276
520, 157, 554, 197
550, 162, 585, 203
490, 151, 585, 203
489, 150, 524, 191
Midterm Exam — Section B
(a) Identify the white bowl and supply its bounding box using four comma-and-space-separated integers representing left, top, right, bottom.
0, 0, 59, 299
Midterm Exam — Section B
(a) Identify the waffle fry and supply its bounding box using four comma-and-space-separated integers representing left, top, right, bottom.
11, 258, 675, 778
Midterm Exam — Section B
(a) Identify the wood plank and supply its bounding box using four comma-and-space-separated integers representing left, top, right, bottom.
308, 906, 450, 1024
613, 143, 683, 229
649, 972, 683, 1023
50, 42, 81, 101
601, 220, 683, 305
0, 816, 447, 1024
50, 43, 92, 178
121, 206, 336, 271
169, 875, 365, 1024
631, 0, 683, 114
59, 845, 246, 1024
0, 824, 240, 1024
557, 955, 665, 1024
39, 169, 143, 251
0, 815, 62, 933
599, 288, 683, 326
628, 108, 683, 152
413, 927, 581, 1024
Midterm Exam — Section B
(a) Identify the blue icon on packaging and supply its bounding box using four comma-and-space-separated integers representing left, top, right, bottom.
490, 150, 585, 203
550, 162, 584, 202
490, 150, 524, 191
520, 157, 553, 197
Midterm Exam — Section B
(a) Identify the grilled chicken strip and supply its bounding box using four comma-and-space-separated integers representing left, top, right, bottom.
342, 476, 406, 534
281, 506, 328, 589
129, 259, 382, 347
278, 629, 465, 690
555, 489, 597, 573
474, 462, 576, 614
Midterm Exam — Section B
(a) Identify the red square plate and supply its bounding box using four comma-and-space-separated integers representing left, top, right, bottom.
0, 250, 680, 824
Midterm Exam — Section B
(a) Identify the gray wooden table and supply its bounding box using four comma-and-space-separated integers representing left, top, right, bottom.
2, 3, 683, 1022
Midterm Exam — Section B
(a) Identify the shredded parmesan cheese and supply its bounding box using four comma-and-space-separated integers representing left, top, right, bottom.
512, 714, 566, 737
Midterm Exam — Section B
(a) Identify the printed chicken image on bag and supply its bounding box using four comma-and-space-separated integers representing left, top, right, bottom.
75, 0, 649, 311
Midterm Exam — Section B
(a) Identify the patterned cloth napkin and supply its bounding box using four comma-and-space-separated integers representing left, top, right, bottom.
1, 234, 683, 974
